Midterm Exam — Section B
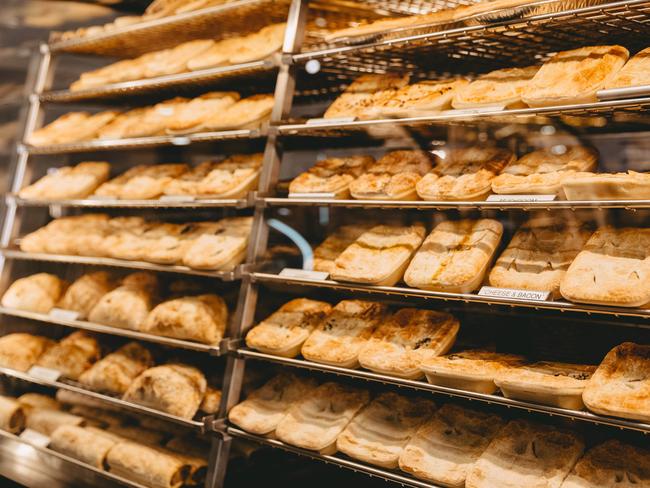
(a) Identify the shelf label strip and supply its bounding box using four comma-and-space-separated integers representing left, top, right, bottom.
49, 308, 80, 322
279, 268, 329, 280
19, 428, 51, 448
28, 366, 62, 382
486, 194, 556, 203
478, 286, 550, 301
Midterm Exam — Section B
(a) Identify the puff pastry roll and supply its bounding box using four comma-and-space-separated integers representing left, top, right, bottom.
330, 223, 425, 286
416, 147, 514, 201
489, 216, 591, 297
301, 300, 387, 368
421, 350, 525, 394
142, 294, 227, 344
0, 396, 25, 433
0, 333, 55, 372
182, 216, 252, 270
106, 441, 190, 488
50, 425, 117, 468
36, 331, 101, 380
337, 392, 435, 468
107, 424, 167, 445
358, 308, 460, 379
560, 226, 650, 307
19, 162, 110, 200
491, 146, 598, 196
400, 404, 506, 487
376, 79, 469, 117
1, 273, 67, 314
164, 436, 209, 486
88, 279, 155, 330
275, 382, 370, 454
228, 373, 317, 435
522, 45, 629, 107
313, 224, 374, 274
561, 170, 650, 200
123, 364, 207, 419
452, 66, 539, 109
349, 150, 433, 201
26, 408, 85, 436
606, 46, 650, 89
289, 155, 373, 199
17, 393, 61, 412
466, 419, 584, 488
582, 342, 650, 422
245, 298, 332, 357
57, 271, 116, 319
79, 342, 153, 395
405, 219, 503, 293
561, 439, 650, 488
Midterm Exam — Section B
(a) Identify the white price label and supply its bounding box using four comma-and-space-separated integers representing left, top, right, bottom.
486, 194, 556, 203
478, 286, 550, 301
306, 116, 356, 125
279, 268, 329, 280
159, 195, 196, 202
20, 429, 50, 448
288, 192, 337, 199
49, 308, 79, 321
443, 105, 506, 116
28, 366, 61, 382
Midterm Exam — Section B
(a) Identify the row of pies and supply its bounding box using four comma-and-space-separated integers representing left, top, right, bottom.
310, 216, 650, 308
324, 45, 646, 117
0, 391, 209, 488
19, 214, 252, 271
71, 23, 286, 91
229, 374, 650, 487
26, 92, 274, 147
1, 271, 228, 344
18, 154, 262, 201
0, 333, 220, 419
245, 298, 649, 421
287, 147, 638, 201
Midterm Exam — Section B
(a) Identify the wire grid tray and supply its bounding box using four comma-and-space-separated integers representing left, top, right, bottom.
49, 0, 291, 58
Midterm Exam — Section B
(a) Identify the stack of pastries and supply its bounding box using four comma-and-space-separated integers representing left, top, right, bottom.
228, 373, 650, 486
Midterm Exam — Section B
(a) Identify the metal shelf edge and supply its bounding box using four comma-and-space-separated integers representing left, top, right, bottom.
8, 194, 249, 209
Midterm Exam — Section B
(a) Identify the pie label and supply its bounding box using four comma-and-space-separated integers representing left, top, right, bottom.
478, 286, 550, 301
279, 268, 329, 280
288, 192, 337, 199
486, 194, 556, 203
306, 116, 356, 125
87, 195, 114, 201
443, 105, 507, 116
19, 429, 50, 448
28, 365, 61, 382
49, 308, 79, 322
159, 195, 196, 202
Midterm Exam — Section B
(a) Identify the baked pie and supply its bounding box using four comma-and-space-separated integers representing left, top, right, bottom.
19, 161, 110, 200
0, 396, 25, 434
522, 45, 629, 107
312, 224, 374, 274
330, 223, 426, 286
465, 419, 584, 488
337, 392, 435, 468
349, 150, 433, 200
560, 226, 650, 307
166, 92, 240, 133
143, 39, 215, 78
128, 97, 190, 138
57, 271, 116, 319
50, 425, 118, 468
416, 147, 515, 201
582, 342, 650, 422
606, 46, 650, 89
399, 404, 506, 487
227, 23, 286, 64
491, 146, 598, 196
275, 382, 370, 454
1, 273, 68, 314
25, 408, 85, 436
452, 66, 539, 109
0, 333, 54, 372
245, 298, 332, 357
561, 171, 650, 200
96, 108, 150, 140
495, 361, 596, 410
358, 308, 460, 379
489, 216, 592, 297
301, 300, 387, 368
26, 111, 119, 146
289, 155, 374, 199
324, 74, 410, 119
88, 279, 155, 330
228, 373, 318, 435
70, 57, 147, 91
405, 219, 503, 292
182, 216, 252, 270
93, 163, 189, 200
376, 79, 469, 117
420, 350, 525, 394
35, 331, 101, 381
198, 94, 274, 131
199, 386, 222, 415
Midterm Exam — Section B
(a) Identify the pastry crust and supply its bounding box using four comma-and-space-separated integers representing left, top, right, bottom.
0, 333, 55, 372
582, 342, 650, 422
452, 66, 539, 109
405, 219, 503, 292
560, 226, 650, 307
324, 74, 410, 119
349, 150, 433, 200
416, 147, 515, 201
466, 419, 584, 488
289, 155, 374, 198
336, 392, 435, 468
330, 223, 426, 286
94, 164, 189, 200
19, 162, 111, 200
420, 350, 525, 394
399, 404, 506, 487
36, 331, 101, 381
606, 46, 650, 89
376, 79, 469, 116
522, 45, 629, 107
275, 382, 370, 454
228, 373, 317, 435
26, 408, 85, 436
182, 216, 252, 270
1, 273, 67, 314
57, 271, 116, 319
301, 300, 387, 368
561, 171, 650, 200
245, 298, 332, 357
358, 308, 460, 379
313, 224, 374, 274
0, 396, 25, 434
50, 425, 117, 468
141, 294, 228, 344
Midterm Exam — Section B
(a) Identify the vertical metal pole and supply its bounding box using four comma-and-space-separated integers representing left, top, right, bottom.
205, 1, 310, 487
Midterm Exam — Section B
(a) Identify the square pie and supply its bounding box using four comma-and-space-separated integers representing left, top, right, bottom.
198, 94, 274, 131
452, 66, 539, 109
289, 155, 374, 199
313, 224, 374, 274
358, 308, 460, 379
376, 79, 469, 117
605, 46, 650, 89
561, 171, 650, 200
93, 163, 189, 200
19, 162, 111, 200
182, 216, 252, 270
